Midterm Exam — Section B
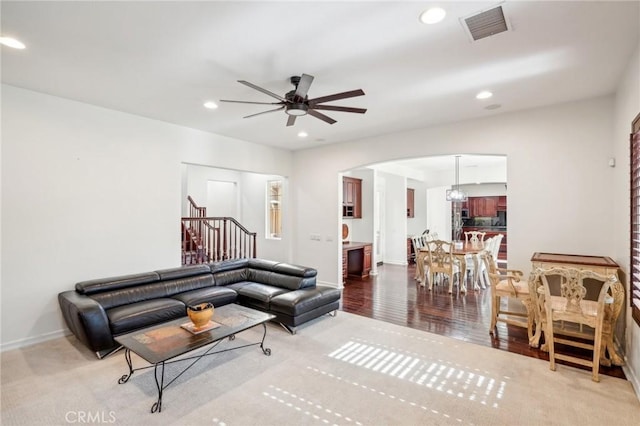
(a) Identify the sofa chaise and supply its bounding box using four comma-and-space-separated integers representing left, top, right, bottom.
58, 258, 341, 358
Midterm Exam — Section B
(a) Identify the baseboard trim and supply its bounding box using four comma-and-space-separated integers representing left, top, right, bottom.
317, 280, 341, 289
622, 361, 640, 402
383, 260, 409, 266
0, 329, 71, 352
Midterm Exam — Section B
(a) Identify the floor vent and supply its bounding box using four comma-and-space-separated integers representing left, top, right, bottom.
463, 5, 509, 41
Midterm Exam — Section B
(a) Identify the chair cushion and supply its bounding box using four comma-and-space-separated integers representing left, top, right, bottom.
107, 298, 186, 335
496, 279, 530, 295
548, 295, 599, 317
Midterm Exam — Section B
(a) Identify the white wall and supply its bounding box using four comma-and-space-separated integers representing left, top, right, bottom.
1, 84, 292, 349
292, 96, 615, 288
426, 186, 451, 239
379, 171, 407, 265
613, 43, 640, 394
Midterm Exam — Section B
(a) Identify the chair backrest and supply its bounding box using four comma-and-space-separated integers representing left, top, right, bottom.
426, 240, 456, 274
538, 267, 616, 325
411, 235, 425, 252
491, 234, 504, 259
464, 231, 486, 244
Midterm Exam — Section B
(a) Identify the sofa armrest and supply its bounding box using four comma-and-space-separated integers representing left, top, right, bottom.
58, 291, 115, 353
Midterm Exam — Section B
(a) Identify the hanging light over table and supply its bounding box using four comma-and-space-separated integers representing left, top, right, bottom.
446, 155, 467, 202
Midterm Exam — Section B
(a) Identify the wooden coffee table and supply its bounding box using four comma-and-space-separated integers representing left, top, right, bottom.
115, 304, 275, 413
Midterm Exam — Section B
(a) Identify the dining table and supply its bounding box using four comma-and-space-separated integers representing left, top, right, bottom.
416, 241, 486, 293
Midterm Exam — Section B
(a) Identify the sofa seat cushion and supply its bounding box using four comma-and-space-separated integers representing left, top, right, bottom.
172, 286, 237, 308
270, 286, 342, 317
235, 283, 289, 310
107, 298, 186, 335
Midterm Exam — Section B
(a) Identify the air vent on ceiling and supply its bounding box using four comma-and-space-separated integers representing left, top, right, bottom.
463, 5, 509, 41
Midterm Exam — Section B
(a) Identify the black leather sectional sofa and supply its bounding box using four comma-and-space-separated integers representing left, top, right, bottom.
58, 258, 341, 358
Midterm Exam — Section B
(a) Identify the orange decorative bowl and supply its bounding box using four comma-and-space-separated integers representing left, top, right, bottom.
187, 303, 214, 328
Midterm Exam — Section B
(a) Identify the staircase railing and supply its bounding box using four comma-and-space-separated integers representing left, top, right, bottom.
182, 197, 257, 265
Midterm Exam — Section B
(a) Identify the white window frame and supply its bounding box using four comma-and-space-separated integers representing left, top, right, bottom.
266, 180, 282, 240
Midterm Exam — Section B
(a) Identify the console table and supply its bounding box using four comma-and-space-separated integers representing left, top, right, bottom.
342, 242, 372, 283
529, 252, 624, 366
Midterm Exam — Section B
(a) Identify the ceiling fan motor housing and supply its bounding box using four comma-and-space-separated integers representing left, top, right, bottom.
286, 103, 308, 116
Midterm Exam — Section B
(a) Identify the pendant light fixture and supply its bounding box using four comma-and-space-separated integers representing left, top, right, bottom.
446, 155, 468, 202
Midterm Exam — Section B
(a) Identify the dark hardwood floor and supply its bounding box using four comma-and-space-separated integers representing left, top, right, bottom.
341, 263, 626, 380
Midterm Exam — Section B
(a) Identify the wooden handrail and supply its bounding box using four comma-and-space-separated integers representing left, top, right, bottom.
181, 216, 257, 264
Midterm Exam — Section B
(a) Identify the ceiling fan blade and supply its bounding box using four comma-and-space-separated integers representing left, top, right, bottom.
307, 109, 337, 125
238, 80, 287, 102
220, 99, 283, 105
243, 106, 285, 119
286, 115, 297, 127
311, 105, 367, 114
308, 89, 365, 105
294, 74, 314, 99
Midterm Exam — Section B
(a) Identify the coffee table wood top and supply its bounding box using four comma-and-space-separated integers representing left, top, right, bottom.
115, 304, 275, 364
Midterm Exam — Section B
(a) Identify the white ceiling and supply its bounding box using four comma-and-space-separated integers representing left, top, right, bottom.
1, 1, 638, 151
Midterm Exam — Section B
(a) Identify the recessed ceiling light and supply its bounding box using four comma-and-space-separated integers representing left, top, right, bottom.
476, 91, 493, 100
203, 101, 218, 109
485, 104, 502, 110
298, 131, 308, 138
419, 7, 446, 24
0, 37, 26, 49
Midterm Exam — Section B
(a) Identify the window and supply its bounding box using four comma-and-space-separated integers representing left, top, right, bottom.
267, 180, 282, 239
630, 112, 640, 327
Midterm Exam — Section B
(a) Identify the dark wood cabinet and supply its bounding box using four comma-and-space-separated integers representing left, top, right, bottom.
468, 196, 499, 217
364, 244, 372, 272
407, 188, 415, 218
484, 197, 498, 217
343, 176, 362, 218
343, 242, 372, 282
497, 196, 507, 210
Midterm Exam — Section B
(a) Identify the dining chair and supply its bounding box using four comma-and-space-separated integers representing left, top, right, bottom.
537, 267, 617, 382
425, 239, 461, 293
482, 252, 532, 338
464, 231, 486, 289
410, 234, 426, 280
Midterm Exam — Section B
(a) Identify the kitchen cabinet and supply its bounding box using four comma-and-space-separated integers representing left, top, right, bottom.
342, 176, 362, 218
342, 242, 372, 282
468, 196, 499, 217
497, 196, 507, 210
407, 188, 415, 218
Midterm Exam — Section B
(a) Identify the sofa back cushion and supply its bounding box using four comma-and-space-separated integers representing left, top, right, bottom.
90, 274, 214, 310
76, 272, 160, 295
213, 268, 250, 286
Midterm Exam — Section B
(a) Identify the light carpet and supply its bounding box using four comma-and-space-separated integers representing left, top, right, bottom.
1, 311, 639, 425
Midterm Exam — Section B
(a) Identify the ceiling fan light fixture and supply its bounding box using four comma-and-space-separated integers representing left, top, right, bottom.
286, 103, 308, 116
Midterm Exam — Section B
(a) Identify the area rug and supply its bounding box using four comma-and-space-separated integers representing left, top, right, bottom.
1, 311, 638, 425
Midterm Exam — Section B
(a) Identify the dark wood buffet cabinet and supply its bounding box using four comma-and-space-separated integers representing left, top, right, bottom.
342, 242, 372, 283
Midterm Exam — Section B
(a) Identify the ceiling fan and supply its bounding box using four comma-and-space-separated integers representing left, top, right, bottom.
220, 74, 366, 126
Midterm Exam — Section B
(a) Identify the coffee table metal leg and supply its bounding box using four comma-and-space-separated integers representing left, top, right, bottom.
151, 362, 165, 413
260, 323, 271, 356
118, 349, 134, 384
